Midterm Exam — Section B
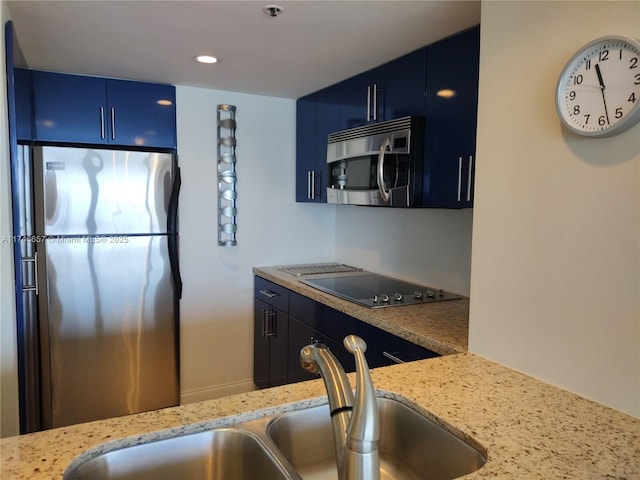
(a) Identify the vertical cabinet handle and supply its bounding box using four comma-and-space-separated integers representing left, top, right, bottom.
367, 85, 371, 121
373, 84, 377, 121
110, 108, 116, 140
457, 156, 463, 202
100, 107, 105, 139
467, 155, 473, 202
261, 309, 277, 338
306, 171, 318, 200
311, 170, 315, 199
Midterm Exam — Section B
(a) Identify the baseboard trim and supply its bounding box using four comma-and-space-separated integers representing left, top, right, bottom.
181, 379, 257, 405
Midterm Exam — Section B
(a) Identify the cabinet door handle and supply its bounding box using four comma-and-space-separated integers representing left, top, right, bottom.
310, 170, 315, 199
367, 85, 371, 121
373, 84, 377, 121
264, 310, 276, 337
457, 156, 463, 202
259, 289, 279, 299
307, 171, 312, 199
383, 351, 405, 364
467, 155, 473, 202
262, 309, 276, 338
110, 108, 116, 140
100, 107, 105, 139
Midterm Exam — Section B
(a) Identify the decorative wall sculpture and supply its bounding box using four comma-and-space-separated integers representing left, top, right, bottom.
217, 104, 237, 246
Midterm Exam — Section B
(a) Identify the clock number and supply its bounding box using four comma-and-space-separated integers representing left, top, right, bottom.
634, 73, 640, 85
569, 90, 576, 101
574, 74, 583, 85
629, 92, 637, 104
615, 108, 623, 119
629, 57, 638, 69
598, 115, 608, 126
584, 113, 591, 124
585, 59, 591, 70
599, 49, 609, 62
573, 105, 581, 115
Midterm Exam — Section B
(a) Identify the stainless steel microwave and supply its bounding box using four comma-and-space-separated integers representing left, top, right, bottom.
326, 116, 424, 207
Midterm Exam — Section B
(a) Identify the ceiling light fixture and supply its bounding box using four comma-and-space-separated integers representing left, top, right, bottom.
195, 55, 218, 64
263, 4, 284, 17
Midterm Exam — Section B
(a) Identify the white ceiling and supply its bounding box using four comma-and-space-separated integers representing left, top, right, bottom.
7, 0, 480, 99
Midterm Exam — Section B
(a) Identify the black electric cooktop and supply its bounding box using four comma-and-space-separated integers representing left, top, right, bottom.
301, 273, 460, 308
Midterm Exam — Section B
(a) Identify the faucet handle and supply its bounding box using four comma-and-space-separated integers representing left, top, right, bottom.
343, 335, 368, 354
343, 335, 379, 453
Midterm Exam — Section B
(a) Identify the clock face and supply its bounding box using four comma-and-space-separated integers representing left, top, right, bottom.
556, 36, 640, 137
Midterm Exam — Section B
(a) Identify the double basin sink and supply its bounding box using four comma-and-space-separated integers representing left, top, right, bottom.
65, 395, 486, 480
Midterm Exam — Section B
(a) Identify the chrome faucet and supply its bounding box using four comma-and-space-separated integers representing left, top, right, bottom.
300, 335, 380, 480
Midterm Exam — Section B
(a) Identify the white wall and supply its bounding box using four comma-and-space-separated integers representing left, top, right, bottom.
470, 1, 640, 417
175, 86, 335, 402
335, 207, 473, 295
1, 2, 20, 437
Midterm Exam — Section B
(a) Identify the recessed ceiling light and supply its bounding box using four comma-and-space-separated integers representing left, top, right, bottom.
195, 55, 218, 64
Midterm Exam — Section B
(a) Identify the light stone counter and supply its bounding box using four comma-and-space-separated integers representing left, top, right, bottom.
253, 265, 469, 355
1, 353, 639, 479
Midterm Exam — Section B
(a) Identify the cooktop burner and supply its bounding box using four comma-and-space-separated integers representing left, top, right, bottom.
278, 263, 364, 276
301, 273, 461, 308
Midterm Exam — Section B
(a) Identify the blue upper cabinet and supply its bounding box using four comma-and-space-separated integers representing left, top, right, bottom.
337, 47, 427, 130
15, 68, 33, 142
296, 26, 480, 207
33, 71, 107, 145
106, 79, 176, 149
423, 26, 480, 208
32, 70, 176, 149
296, 86, 340, 203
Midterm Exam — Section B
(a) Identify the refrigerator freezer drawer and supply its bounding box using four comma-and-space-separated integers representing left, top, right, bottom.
39, 235, 179, 428
35, 146, 174, 236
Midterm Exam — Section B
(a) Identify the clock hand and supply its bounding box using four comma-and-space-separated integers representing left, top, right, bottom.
595, 63, 610, 124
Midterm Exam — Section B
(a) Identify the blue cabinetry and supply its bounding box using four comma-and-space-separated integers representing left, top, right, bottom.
32, 70, 176, 149
15, 68, 33, 142
338, 47, 428, 130
295, 26, 479, 208
254, 278, 438, 389
423, 26, 480, 208
254, 277, 289, 388
295, 87, 339, 202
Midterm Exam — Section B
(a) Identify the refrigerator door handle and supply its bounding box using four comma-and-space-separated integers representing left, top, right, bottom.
168, 167, 182, 299
21, 253, 38, 295
168, 167, 180, 235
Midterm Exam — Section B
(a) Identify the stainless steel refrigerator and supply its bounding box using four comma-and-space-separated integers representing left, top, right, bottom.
15, 145, 181, 431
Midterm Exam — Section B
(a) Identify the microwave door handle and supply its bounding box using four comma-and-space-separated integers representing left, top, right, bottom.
377, 138, 392, 203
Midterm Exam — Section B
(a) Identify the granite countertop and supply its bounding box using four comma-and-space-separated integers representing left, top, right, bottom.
1, 353, 639, 479
253, 265, 469, 355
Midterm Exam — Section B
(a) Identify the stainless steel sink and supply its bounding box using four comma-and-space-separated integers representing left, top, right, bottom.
64, 396, 486, 480
267, 397, 486, 480
64, 427, 293, 480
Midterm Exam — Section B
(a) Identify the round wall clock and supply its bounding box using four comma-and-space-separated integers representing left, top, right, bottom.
555, 35, 640, 137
